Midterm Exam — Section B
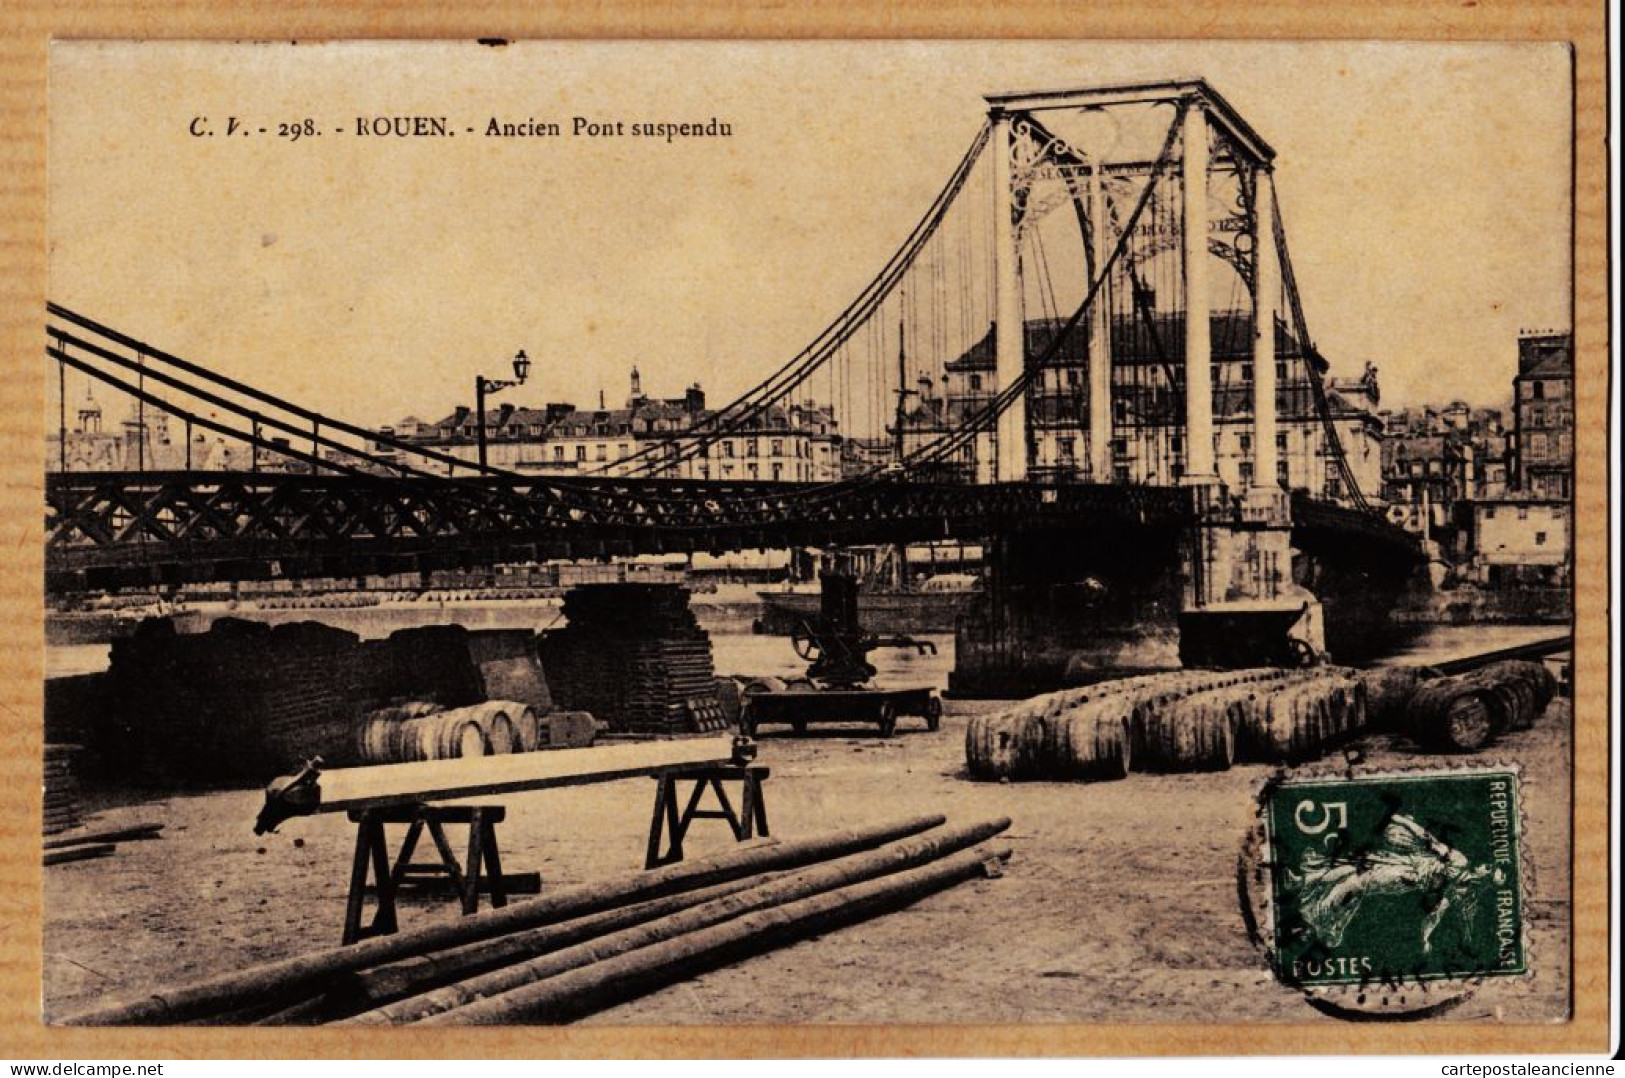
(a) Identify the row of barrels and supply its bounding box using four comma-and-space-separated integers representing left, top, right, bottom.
1373, 660, 1557, 752
356, 701, 541, 764
966, 668, 1366, 782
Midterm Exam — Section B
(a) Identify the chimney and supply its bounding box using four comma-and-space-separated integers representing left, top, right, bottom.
686, 383, 706, 415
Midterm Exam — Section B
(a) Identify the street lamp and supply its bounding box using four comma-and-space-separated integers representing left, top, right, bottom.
475, 349, 531, 469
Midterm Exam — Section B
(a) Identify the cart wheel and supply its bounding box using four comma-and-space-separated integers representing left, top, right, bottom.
877, 701, 898, 738
924, 696, 943, 733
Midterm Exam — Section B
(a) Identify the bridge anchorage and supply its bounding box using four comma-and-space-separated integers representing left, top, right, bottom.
45, 78, 1421, 690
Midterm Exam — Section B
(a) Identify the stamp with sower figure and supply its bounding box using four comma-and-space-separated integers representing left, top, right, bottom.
1242, 767, 1527, 1018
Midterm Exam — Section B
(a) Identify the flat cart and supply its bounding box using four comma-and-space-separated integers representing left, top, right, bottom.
739, 679, 941, 738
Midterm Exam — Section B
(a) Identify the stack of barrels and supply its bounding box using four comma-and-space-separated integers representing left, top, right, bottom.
966, 667, 1368, 783
1384, 659, 1558, 752
355, 701, 543, 765
966, 656, 1560, 783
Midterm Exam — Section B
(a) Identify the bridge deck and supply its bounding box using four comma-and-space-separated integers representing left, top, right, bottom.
46, 471, 1253, 592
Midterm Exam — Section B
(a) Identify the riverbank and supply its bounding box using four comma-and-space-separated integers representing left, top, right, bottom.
41, 691, 1571, 1025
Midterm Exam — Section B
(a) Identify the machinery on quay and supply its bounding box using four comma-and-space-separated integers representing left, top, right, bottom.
740, 568, 943, 738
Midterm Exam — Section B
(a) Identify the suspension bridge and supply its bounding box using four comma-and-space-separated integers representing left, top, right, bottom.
45, 79, 1422, 675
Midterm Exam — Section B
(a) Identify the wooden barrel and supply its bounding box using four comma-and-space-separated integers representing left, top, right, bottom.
512, 705, 541, 753
965, 709, 1032, 781
1357, 666, 1427, 730
475, 703, 518, 755
1137, 691, 1236, 772
396, 707, 491, 761
1054, 698, 1133, 780
1476, 660, 1556, 730
1406, 677, 1502, 752
356, 701, 442, 764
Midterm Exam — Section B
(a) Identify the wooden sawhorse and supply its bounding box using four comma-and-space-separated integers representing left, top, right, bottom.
645, 764, 770, 869
341, 803, 508, 945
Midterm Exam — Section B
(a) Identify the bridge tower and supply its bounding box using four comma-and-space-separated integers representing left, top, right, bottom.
969, 79, 1319, 680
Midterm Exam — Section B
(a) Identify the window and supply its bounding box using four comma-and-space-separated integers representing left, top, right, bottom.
1534, 531, 1547, 545
1171, 435, 1184, 455
1277, 460, 1289, 484
723, 442, 735, 458
1239, 461, 1254, 484
1532, 381, 1544, 400
1276, 433, 1288, 450
596, 444, 607, 462
772, 463, 783, 481
969, 374, 983, 392
575, 445, 586, 461
1067, 369, 1080, 387
1241, 363, 1253, 381
1517, 506, 1529, 521
1484, 506, 1496, 519
771, 439, 784, 457
1059, 437, 1075, 462
747, 463, 759, 479
1276, 360, 1288, 381
553, 445, 564, 461
1239, 434, 1252, 452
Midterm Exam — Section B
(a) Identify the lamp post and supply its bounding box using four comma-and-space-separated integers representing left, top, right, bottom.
475, 349, 531, 470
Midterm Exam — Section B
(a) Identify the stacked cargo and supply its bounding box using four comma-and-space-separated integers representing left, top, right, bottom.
107, 618, 366, 782
43, 744, 81, 835
540, 585, 726, 736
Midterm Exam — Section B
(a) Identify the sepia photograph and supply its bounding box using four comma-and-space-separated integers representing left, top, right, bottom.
24, 33, 1602, 1048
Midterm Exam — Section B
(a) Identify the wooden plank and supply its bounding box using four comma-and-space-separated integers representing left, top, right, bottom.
308, 736, 738, 814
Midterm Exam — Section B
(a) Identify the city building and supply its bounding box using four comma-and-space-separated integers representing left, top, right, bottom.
1379, 404, 1512, 542
47, 388, 293, 473
893, 313, 1385, 503
1460, 497, 1571, 587
1511, 330, 1574, 500
399, 370, 844, 482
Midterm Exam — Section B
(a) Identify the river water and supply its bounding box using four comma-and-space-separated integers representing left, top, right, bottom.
42, 596, 1565, 685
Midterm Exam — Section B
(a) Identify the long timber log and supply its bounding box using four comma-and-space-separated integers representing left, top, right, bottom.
418, 842, 1013, 1025
61, 813, 945, 1026
261, 874, 782, 1024
346, 816, 1011, 1025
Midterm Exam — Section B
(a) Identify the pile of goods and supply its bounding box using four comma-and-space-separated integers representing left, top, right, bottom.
1363, 659, 1558, 752
71, 619, 587, 782
540, 585, 727, 736
354, 701, 598, 764
60, 814, 1011, 1026
966, 658, 1560, 782
105, 619, 370, 782
967, 667, 1366, 781
43, 743, 81, 836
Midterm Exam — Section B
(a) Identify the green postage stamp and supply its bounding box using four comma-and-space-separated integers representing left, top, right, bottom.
1260, 768, 1526, 990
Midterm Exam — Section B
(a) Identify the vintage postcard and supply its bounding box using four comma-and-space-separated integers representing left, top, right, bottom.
6, 26, 1609, 1057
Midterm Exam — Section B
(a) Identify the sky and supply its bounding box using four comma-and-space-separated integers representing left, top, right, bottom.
47, 40, 1572, 429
